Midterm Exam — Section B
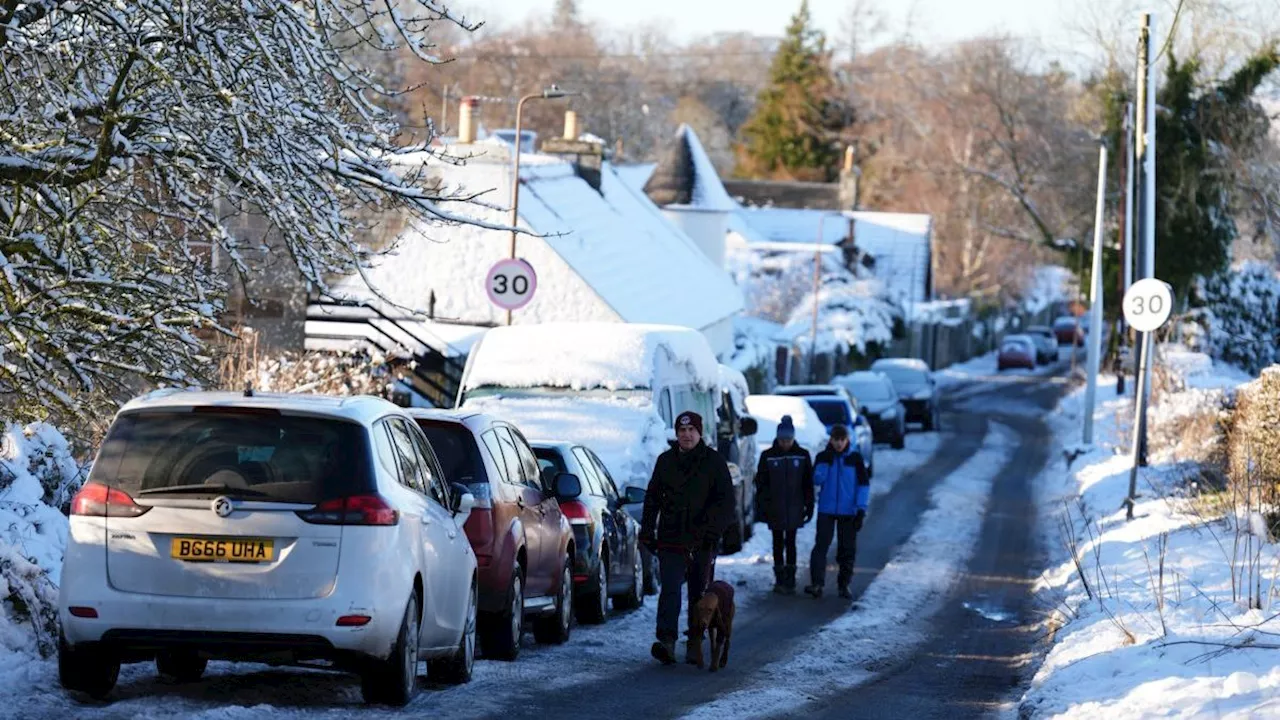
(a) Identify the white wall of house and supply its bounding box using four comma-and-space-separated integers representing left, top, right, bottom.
700, 316, 735, 359
663, 207, 728, 270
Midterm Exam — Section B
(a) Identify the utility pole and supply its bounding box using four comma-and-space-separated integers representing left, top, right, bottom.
1137, 9, 1158, 467
1132, 12, 1153, 466
440, 86, 450, 136
1117, 103, 1134, 395
1084, 145, 1108, 445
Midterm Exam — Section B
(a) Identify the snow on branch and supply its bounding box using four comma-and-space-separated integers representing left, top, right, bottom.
0, 1, 488, 422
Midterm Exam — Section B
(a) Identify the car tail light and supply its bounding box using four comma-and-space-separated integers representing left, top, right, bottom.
70, 482, 150, 518
559, 500, 591, 525
68, 606, 99, 618
336, 614, 371, 627
296, 495, 398, 526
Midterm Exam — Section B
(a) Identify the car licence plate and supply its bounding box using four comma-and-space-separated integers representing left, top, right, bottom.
171, 537, 274, 563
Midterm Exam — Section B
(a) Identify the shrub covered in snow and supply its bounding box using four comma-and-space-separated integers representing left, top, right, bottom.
782, 276, 902, 358
1224, 367, 1280, 504
0, 423, 83, 659
1190, 262, 1280, 375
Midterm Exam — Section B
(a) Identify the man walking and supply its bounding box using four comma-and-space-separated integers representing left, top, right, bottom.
755, 416, 813, 594
640, 411, 735, 665
804, 424, 869, 601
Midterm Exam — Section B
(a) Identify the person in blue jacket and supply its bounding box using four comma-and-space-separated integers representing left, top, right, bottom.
804, 423, 869, 600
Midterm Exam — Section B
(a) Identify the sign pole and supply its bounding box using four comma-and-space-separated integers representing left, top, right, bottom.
1121, 278, 1172, 519
1125, 330, 1152, 520
1084, 145, 1108, 445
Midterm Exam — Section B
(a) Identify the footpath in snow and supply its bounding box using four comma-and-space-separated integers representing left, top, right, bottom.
1019, 350, 1280, 718
681, 424, 1016, 719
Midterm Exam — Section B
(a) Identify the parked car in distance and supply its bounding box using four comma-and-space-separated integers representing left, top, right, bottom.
772, 384, 874, 459
836, 371, 906, 449
869, 358, 942, 431
801, 394, 875, 476
1023, 326, 1061, 364
531, 442, 645, 624
743, 394, 829, 456
715, 364, 760, 553
408, 409, 576, 661
60, 391, 479, 706
1053, 315, 1084, 347
998, 335, 1037, 371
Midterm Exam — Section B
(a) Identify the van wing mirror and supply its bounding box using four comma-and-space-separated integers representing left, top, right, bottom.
553, 472, 582, 501
622, 486, 646, 505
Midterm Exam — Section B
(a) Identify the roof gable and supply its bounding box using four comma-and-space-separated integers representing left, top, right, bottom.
643, 124, 737, 212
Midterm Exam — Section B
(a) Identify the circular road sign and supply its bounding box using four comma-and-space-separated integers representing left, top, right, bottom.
1122, 278, 1173, 333
486, 258, 537, 311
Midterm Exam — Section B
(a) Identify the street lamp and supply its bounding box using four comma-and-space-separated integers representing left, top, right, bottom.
506, 85, 576, 325
809, 211, 848, 382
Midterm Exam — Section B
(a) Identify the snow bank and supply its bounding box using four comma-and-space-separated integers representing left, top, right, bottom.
1020, 358, 1280, 718
0, 422, 88, 661
461, 322, 721, 394
464, 396, 669, 492
743, 395, 827, 455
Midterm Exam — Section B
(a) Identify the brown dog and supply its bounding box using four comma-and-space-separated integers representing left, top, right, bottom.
689, 580, 735, 671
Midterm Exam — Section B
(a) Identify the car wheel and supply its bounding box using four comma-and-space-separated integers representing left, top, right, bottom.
577, 549, 609, 625
430, 580, 476, 684
533, 557, 574, 644
613, 547, 645, 610
59, 633, 119, 700
156, 650, 208, 683
480, 568, 523, 661
361, 591, 420, 706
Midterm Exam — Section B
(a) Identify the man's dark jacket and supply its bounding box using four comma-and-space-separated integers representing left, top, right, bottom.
754, 442, 814, 531
640, 441, 735, 551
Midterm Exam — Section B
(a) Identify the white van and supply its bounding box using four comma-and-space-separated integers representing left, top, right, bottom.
456, 323, 757, 554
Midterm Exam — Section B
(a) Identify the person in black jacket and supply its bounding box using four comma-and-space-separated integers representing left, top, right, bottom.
754, 415, 813, 595
640, 411, 735, 666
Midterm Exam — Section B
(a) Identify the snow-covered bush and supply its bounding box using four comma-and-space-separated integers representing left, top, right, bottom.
1190, 262, 1280, 374
1224, 366, 1280, 499
0, 423, 81, 658
783, 275, 902, 358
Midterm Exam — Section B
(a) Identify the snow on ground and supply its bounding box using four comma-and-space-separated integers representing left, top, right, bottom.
680, 425, 1014, 719
1018, 354, 1280, 719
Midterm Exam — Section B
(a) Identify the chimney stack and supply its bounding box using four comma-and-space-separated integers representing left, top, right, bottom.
838, 144, 860, 211
562, 110, 579, 140
458, 96, 480, 144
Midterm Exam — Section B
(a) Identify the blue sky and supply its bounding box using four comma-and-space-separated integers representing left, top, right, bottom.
467, 0, 1070, 46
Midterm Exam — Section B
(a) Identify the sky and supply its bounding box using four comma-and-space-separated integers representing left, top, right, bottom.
467, 0, 1076, 48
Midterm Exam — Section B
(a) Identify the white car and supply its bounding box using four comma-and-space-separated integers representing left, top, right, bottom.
58, 390, 478, 706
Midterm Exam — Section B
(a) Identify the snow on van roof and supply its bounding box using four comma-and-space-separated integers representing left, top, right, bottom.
462, 322, 721, 392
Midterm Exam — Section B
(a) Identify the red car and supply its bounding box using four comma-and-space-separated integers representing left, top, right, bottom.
1053, 316, 1084, 346
409, 409, 575, 661
998, 335, 1037, 370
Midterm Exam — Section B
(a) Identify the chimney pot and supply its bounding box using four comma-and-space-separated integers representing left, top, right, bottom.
563, 110, 579, 140
458, 96, 480, 144
843, 145, 855, 173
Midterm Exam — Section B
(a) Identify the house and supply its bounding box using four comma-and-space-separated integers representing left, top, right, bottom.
308, 107, 744, 405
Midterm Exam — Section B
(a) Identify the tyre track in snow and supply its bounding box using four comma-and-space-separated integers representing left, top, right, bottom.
495, 386, 993, 719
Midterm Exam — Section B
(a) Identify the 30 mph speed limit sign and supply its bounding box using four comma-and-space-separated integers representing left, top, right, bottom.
486, 258, 537, 311
1123, 278, 1173, 333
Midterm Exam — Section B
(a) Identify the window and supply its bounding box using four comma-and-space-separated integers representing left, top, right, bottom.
88, 410, 373, 504
491, 426, 527, 486
717, 390, 735, 437
387, 419, 429, 495
373, 422, 400, 482
508, 427, 545, 492
571, 448, 603, 496
657, 388, 673, 425
480, 429, 514, 485
587, 450, 621, 504
407, 421, 450, 508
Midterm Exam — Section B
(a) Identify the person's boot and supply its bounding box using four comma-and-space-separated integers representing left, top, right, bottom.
772, 567, 786, 594
804, 582, 823, 598
784, 566, 798, 595
838, 585, 853, 600
650, 636, 677, 665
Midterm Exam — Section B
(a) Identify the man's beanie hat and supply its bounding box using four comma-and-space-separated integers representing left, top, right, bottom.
676, 411, 703, 435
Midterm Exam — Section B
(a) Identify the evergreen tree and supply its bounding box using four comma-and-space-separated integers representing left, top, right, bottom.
1103, 48, 1278, 300
737, 0, 844, 181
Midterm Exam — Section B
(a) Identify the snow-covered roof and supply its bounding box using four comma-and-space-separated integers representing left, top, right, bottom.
735, 208, 933, 304
614, 163, 656, 192
644, 124, 738, 213
460, 322, 722, 393
332, 148, 742, 332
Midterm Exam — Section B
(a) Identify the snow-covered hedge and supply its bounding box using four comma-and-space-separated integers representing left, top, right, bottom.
0, 423, 86, 659
1224, 367, 1280, 505
783, 276, 901, 358
1190, 262, 1280, 375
